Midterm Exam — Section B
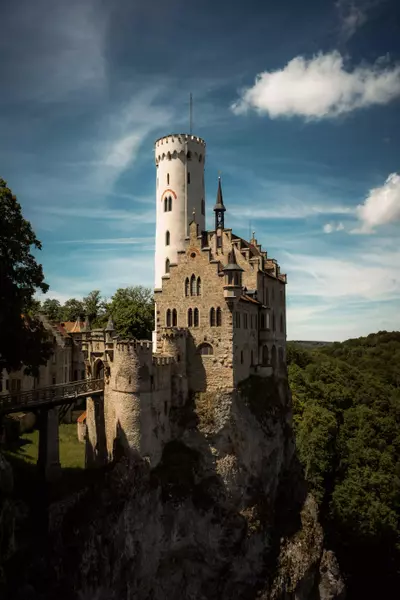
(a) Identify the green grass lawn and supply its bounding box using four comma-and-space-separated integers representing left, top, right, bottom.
6, 423, 84, 469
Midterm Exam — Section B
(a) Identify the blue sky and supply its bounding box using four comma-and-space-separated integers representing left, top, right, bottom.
1, 0, 400, 341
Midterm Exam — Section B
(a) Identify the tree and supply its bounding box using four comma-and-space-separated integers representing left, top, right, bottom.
108, 286, 154, 339
0, 178, 52, 375
61, 298, 84, 322
42, 298, 63, 321
83, 290, 103, 324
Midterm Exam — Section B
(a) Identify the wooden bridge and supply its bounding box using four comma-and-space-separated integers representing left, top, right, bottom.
0, 378, 104, 414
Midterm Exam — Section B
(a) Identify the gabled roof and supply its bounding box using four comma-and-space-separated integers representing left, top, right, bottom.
61, 321, 85, 333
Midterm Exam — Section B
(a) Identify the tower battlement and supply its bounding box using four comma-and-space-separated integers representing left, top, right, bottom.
155, 133, 206, 149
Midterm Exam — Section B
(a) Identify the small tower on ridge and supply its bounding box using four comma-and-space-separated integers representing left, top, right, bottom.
214, 176, 226, 230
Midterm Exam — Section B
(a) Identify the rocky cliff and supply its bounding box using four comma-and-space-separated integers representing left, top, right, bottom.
41, 374, 344, 600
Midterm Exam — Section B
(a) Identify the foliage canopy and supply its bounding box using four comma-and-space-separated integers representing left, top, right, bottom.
288, 332, 400, 598
0, 179, 52, 375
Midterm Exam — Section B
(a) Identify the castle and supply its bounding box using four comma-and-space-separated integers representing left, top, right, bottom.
82, 133, 287, 467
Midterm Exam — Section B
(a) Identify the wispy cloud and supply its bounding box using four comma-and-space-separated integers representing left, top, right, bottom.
285, 249, 400, 301
230, 203, 352, 221
232, 51, 400, 120
54, 237, 152, 245
323, 222, 345, 233
0, 0, 107, 104
336, 0, 369, 41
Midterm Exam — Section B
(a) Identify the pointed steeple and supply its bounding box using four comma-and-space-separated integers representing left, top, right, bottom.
105, 315, 115, 332
213, 176, 226, 230
82, 315, 91, 332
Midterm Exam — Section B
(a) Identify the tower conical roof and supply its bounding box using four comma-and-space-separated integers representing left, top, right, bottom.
105, 315, 115, 331
213, 177, 226, 212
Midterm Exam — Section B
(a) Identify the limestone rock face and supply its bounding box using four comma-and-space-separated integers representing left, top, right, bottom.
47, 375, 344, 600
0, 454, 15, 590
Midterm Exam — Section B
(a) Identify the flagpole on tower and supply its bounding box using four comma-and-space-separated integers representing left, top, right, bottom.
189, 93, 193, 135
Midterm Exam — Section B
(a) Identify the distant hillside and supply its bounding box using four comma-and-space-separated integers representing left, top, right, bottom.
290, 340, 334, 349
287, 331, 400, 599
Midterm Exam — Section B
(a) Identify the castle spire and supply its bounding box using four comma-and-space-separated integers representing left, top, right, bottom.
213, 175, 226, 230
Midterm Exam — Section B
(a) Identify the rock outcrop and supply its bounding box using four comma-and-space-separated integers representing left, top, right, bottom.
42, 374, 344, 600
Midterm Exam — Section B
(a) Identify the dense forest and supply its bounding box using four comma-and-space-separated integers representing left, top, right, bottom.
288, 331, 400, 599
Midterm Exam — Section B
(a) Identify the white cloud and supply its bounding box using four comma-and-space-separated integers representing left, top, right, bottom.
353, 173, 400, 233
232, 51, 400, 120
323, 222, 345, 233
336, 0, 368, 41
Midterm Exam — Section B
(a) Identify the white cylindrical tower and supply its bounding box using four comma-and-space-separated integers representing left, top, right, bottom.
154, 133, 206, 289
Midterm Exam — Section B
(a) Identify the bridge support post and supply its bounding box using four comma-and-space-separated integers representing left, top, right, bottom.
37, 408, 61, 482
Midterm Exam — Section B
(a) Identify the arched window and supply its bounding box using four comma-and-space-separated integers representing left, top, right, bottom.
201, 198, 205, 215
262, 346, 269, 366
198, 343, 213, 355
216, 307, 222, 326
197, 276, 201, 296
194, 308, 199, 327
210, 307, 216, 327
188, 308, 193, 327
190, 274, 196, 296
165, 230, 170, 246
280, 313, 284, 333
271, 345, 277, 368
168, 196, 172, 211
185, 277, 189, 297
167, 173, 170, 185
166, 309, 171, 327
172, 309, 177, 326
164, 197, 168, 212
165, 258, 170, 274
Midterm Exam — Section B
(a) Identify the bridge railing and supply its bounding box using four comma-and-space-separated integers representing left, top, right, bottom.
0, 378, 104, 413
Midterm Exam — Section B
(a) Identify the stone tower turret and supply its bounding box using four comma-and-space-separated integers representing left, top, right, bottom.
154, 133, 206, 289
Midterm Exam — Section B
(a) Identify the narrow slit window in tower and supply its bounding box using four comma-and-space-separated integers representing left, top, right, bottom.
210, 307, 215, 327
172, 309, 177, 326
216, 307, 222, 326
168, 196, 172, 211
185, 277, 189, 297
166, 230, 170, 245
166, 309, 171, 327
165, 258, 170, 274
194, 308, 199, 327
164, 197, 167, 212
187, 172, 191, 184
188, 308, 193, 327
167, 173, 170, 185
201, 199, 205, 215
197, 277, 201, 296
